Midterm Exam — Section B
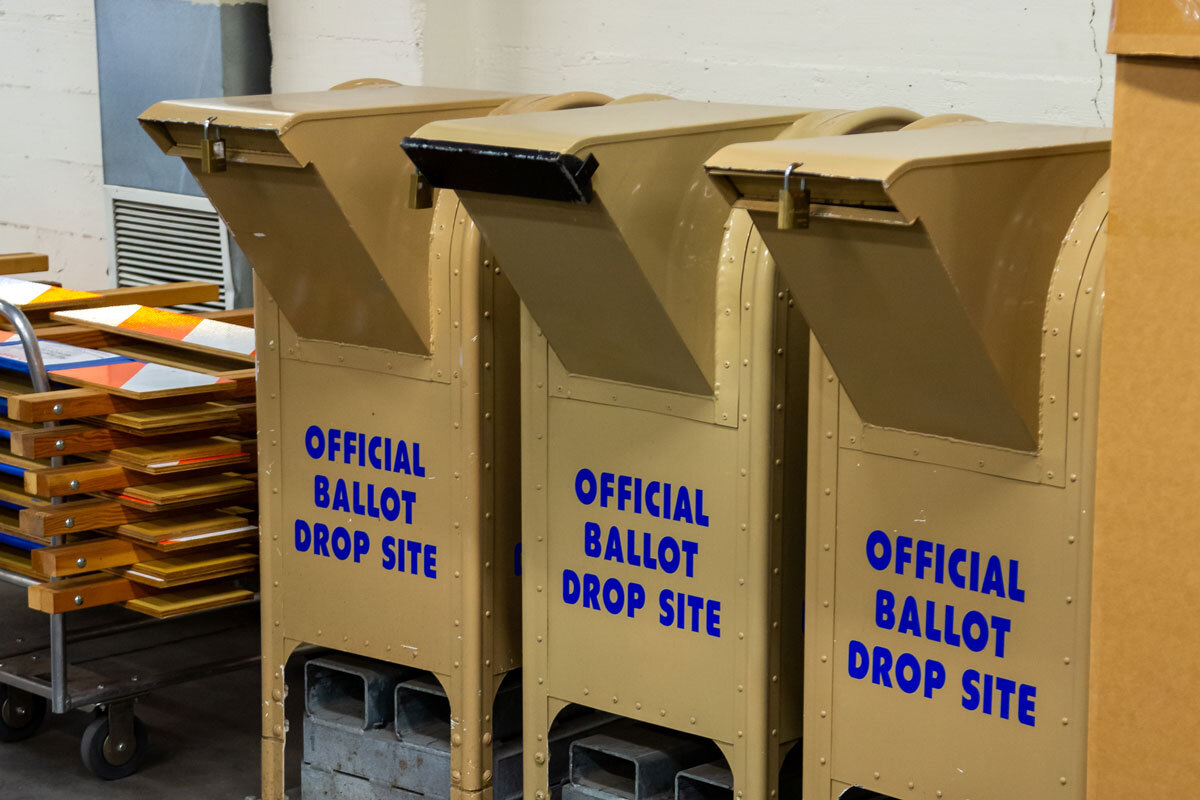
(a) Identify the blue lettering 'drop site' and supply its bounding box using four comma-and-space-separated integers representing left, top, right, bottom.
561, 466, 722, 639
292, 424, 438, 580
846, 528, 1038, 728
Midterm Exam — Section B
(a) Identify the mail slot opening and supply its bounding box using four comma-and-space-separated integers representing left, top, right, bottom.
706, 124, 1111, 449
406, 100, 816, 395
402, 138, 600, 203
838, 789, 895, 800
140, 85, 516, 354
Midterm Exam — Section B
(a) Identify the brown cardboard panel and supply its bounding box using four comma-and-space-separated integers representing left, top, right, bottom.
1109, 0, 1200, 57
1090, 57, 1200, 799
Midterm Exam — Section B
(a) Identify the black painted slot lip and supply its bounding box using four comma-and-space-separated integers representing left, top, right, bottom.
401, 137, 599, 204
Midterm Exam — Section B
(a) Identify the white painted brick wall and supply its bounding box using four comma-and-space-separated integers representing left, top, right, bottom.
0, 1, 107, 288
275, 0, 1116, 126
268, 0, 426, 93
1, 0, 1116, 295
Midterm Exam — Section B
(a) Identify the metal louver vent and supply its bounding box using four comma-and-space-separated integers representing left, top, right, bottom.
107, 187, 232, 312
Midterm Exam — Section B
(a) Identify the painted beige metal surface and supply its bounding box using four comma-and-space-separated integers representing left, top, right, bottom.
423, 103, 918, 800
412, 99, 814, 154
141, 85, 512, 133
255, 195, 524, 800
708, 124, 1109, 451
707, 126, 1109, 800
416, 101, 815, 396
143, 87, 613, 800
706, 122, 1108, 184
140, 86, 517, 355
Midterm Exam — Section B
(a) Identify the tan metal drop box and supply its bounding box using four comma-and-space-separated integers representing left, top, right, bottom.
706, 123, 1110, 800
140, 84, 613, 800
404, 100, 924, 799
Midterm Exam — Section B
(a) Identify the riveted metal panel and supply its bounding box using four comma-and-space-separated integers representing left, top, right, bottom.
707, 126, 1109, 800
143, 86, 629, 800
412, 101, 922, 800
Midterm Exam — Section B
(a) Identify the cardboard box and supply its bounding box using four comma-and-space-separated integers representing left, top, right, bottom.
1091, 6, 1200, 798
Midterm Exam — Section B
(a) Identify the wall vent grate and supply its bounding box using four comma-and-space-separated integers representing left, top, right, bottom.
108, 188, 232, 311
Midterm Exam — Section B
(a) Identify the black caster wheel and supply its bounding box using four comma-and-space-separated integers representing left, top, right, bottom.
0, 684, 46, 742
80, 713, 148, 779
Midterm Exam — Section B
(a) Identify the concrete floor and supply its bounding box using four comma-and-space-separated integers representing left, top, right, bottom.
0, 668, 265, 800
0, 583, 301, 800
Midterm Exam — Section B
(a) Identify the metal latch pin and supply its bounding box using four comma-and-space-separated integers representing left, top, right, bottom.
778, 161, 810, 230
200, 116, 227, 174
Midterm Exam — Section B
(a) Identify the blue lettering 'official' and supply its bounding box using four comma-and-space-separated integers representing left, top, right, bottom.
865, 529, 1026, 604
573, 467, 710, 528
304, 424, 427, 477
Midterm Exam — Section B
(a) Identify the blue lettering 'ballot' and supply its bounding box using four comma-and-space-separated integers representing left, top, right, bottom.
582, 521, 700, 577
314, 474, 416, 525
875, 588, 1012, 658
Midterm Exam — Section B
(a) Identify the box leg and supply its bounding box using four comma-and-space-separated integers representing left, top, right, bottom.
262, 735, 287, 800
523, 692, 558, 800
261, 633, 299, 800
729, 738, 779, 800
445, 672, 500, 799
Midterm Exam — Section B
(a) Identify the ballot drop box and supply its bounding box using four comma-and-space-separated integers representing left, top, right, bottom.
141, 85, 619, 799
706, 123, 1110, 800
404, 100, 923, 800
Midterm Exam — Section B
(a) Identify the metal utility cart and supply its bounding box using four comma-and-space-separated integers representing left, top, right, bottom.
0, 299, 260, 779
